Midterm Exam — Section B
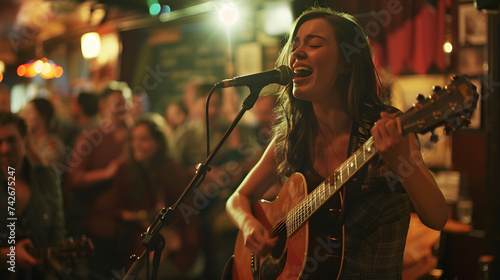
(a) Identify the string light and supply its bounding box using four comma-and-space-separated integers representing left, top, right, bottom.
17, 58, 63, 79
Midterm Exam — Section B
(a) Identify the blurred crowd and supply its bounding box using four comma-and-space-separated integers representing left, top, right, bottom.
0, 80, 278, 280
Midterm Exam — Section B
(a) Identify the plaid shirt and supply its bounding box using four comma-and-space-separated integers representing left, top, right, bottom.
302, 117, 411, 279
339, 159, 411, 279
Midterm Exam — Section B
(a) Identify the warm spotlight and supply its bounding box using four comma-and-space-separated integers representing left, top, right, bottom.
218, 3, 239, 26
443, 42, 453, 53
81, 32, 101, 59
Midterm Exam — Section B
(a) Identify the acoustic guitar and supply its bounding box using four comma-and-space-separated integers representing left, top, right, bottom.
226, 75, 479, 280
27, 235, 94, 262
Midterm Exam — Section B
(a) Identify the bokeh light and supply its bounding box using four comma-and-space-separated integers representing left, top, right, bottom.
81, 32, 101, 59
34, 60, 43, 73
17, 65, 26, 77
264, 3, 293, 36
17, 58, 63, 79
159, 5, 171, 22
218, 3, 239, 26
149, 3, 161, 16
443, 42, 453, 53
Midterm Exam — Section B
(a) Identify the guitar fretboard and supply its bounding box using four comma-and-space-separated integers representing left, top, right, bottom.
285, 136, 377, 237
28, 247, 53, 260
26, 238, 93, 261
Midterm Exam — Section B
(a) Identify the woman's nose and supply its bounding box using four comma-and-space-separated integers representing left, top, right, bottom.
292, 45, 306, 60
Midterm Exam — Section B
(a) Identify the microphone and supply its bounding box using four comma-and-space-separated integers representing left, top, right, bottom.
216, 65, 293, 88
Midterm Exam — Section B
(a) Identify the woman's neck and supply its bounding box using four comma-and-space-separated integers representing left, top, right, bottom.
313, 104, 352, 139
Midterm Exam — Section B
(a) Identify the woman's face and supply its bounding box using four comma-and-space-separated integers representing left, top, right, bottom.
131, 124, 159, 163
103, 91, 128, 122
23, 102, 43, 132
290, 18, 344, 104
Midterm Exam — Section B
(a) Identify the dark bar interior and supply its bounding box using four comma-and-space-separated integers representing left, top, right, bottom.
0, 0, 499, 279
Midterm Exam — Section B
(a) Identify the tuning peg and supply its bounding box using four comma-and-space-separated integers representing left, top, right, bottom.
461, 116, 472, 127
444, 126, 453, 135
416, 94, 426, 102
430, 131, 439, 143
451, 75, 460, 81
432, 85, 442, 92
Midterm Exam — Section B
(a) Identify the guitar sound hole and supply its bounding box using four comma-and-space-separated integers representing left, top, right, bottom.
270, 230, 287, 260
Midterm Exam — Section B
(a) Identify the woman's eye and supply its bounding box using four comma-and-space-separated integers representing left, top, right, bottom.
309, 42, 322, 48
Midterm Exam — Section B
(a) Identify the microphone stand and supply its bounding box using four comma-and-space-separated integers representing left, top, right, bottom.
122, 83, 267, 280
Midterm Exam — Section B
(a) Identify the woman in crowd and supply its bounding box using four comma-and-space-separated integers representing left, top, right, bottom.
23, 98, 65, 166
94, 113, 204, 279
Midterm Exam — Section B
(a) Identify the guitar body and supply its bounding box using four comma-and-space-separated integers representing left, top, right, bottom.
232, 173, 344, 280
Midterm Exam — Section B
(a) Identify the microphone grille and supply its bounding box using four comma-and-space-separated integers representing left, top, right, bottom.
277, 65, 293, 85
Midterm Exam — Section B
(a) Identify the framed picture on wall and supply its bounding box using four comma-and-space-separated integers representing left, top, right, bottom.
458, 2, 488, 47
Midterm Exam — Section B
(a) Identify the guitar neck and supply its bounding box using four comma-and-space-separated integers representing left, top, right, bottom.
28, 247, 53, 260
26, 238, 94, 261
285, 136, 378, 237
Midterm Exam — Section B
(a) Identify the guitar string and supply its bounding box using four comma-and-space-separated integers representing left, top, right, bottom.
269, 138, 374, 238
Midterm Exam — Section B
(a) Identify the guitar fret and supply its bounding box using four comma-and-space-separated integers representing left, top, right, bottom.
312, 191, 318, 209
287, 214, 292, 236
327, 179, 330, 194
295, 207, 298, 230
285, 136, 380, 237
341, 166, 347, 183
307, 196, 311, 217
300, 202, 304, 224
363, 143, 367, 161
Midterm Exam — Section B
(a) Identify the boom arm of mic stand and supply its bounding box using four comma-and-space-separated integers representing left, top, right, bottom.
122, 84, 265, 280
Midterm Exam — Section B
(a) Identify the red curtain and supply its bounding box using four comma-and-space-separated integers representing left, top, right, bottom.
331, 0, 451, 74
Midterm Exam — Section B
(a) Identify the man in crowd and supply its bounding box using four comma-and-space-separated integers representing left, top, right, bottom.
66, 85, 129, 279
0, 111, 66, 279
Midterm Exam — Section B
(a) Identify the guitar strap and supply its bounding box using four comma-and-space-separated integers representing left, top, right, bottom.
343, 120, 372, 216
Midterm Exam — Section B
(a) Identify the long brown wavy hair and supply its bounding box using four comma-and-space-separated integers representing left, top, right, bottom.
273, 6, 387, 179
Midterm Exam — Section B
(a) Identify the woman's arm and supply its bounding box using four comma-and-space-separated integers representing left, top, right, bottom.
226, 139, 280, 256
371, 112, 448, 230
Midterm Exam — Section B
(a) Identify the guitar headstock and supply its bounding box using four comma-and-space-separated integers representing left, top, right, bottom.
54, 235, 94, 260
398, 75, 479, 137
